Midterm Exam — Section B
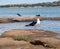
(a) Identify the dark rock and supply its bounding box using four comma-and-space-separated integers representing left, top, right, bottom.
30, 37, 60, 48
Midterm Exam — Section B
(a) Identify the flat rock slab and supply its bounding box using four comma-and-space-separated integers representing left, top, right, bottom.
12, 16, 38, 22
30, 37, 60, 48
1, 29, 35, 37
0, 45, 46, 49
1, 29, 60, 38
0, 16, 60, 23
0, 29, 60, 49
0, 16, 42, 23
0, 18, 13, 23
0, 37, 30, 46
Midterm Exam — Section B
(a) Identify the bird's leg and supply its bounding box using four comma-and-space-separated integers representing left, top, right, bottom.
34, 26, 38, 30
32, 26, 35, 30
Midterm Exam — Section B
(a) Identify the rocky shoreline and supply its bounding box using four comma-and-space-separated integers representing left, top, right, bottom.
0, 1, 60, 8
0, 29, 60, 49
0, 16, 60, 23
0, 16, 60, 49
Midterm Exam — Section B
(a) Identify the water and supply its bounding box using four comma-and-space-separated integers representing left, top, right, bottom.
0, 7, 60, 35
0, 6, 60, 17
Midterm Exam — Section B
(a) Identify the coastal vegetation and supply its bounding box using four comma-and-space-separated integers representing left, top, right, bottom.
13, 35, 28, 41
1, 29, 60, 49
0, 1, 60, 7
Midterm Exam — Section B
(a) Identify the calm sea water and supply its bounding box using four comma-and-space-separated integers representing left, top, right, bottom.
0, 7, 60, 35
0, 6, 60, 17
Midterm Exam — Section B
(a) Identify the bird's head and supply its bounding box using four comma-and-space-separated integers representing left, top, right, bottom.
36, 14, 40, 16
36, 14, 40, 18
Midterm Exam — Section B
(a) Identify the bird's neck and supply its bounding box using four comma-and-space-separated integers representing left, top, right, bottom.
37, 18, 40, 23
37, 18, 40, 21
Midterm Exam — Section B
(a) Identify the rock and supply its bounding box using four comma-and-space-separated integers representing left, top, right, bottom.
0, 37, 30, 46
0, 18, 13, 23
12, 17, 60, 22
0, 29, 60, 49
12, 16, 42, 22
0, 45, 46, 49
1, 29, 36, 37
30, 37, 60, 48
0, 37, 14, 46
0, 16, 42, 23
0, 17, 60, 23
1, 29, 60, 38
0, 37, 46, 49
0, 16, 41, 23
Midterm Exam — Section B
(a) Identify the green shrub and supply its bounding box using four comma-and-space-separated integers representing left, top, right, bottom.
13, 35, 28, 41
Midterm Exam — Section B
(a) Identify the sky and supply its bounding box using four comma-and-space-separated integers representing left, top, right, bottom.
0, 0, 58, 5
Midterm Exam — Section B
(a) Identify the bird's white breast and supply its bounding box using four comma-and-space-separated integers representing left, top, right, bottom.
35, 18, 40, 26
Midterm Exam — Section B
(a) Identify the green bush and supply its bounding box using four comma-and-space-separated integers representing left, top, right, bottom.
13, 35, 28, 41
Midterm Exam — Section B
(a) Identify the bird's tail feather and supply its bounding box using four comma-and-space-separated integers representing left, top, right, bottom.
25, 25, 30, 26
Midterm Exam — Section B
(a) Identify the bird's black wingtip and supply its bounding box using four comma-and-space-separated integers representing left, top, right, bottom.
25, 25, 29, 26
17, 13, 21, 16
